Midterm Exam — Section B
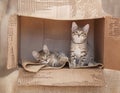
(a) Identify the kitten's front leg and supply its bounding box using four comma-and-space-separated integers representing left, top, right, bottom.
78, 51, 88, 66
70, 53, 77, 68
79, 57, 88, 66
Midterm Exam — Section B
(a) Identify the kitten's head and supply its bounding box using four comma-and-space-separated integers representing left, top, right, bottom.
71, 22, 89, 43
32, 45, 50, 63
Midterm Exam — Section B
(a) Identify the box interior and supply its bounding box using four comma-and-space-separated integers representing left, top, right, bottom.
18, 16, 104, 66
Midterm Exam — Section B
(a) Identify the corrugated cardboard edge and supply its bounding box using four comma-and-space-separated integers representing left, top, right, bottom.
18, 68, 105, 87
7, 15, 18, 69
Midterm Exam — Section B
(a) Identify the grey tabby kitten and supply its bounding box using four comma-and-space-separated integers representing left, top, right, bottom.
32, 45, 68, 67
70, 22, 94, 68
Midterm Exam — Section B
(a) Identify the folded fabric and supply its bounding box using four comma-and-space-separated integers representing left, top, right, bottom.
22, 61, 68, 73
22, 60, 103, 73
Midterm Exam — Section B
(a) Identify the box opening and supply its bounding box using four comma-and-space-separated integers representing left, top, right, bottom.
18, 16, 105, 67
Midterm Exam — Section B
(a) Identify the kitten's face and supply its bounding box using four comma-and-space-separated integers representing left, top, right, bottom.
32, 45, 50, 63
71, 22, 89, 43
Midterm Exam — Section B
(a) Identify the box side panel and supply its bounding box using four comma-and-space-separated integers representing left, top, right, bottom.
18, 68, 105, 87
104, 17, 120, 70
17, 86, 104, 93
19, 17, 44, 62
94, 18, 105, 64
7, 15, 18, 69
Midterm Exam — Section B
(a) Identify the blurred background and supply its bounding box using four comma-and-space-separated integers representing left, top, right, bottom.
102, 0, 120, 17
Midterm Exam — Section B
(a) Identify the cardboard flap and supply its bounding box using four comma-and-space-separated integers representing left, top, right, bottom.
18, 0, 108, 20
7, 15, 18, 69
18, 68, 105, 87
104, 17, 120, 70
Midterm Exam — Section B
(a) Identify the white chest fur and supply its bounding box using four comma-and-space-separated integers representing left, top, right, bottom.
71, 42, 87, 57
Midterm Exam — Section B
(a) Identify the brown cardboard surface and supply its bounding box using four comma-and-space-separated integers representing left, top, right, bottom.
94, 18, 105, 64
17, 17, 105, 86
7, 0, 119, 71
15, 69, 120, 93
104, 17, 120, 70
7, 15, 120, 70
18, 68, 105, 86
7, 15, 18, 69
17, 15, 105, 85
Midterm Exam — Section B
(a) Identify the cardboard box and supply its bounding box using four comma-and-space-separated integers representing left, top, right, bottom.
1, 0, 120, 88
7, 16, 120, 70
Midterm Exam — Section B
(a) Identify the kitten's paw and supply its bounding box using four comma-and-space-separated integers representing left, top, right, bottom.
69, 61, 77, 68
80, 62, 88, 66
88, 62, 95, 66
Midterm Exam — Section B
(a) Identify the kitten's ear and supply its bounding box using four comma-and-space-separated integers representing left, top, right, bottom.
83, 24, 89, 34
71, 22, 78, 32
43, 44, 49, 54
32, 51, 40, 61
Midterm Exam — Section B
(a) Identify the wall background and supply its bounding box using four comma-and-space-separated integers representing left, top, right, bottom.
102, 0, 120, 17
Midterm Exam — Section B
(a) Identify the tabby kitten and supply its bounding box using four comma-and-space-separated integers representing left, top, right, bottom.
70, 22, 94, 68
32, 45, 68, 67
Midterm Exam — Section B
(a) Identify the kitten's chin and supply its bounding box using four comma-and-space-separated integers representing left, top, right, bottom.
72, 38, 86, 44
73, 40, 82, 44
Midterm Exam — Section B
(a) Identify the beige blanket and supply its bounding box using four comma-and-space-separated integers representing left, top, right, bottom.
22, 61, 103, 73
22, 61, 67, 73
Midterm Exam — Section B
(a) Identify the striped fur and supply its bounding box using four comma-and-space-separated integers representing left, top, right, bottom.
32, 45, 68, 67
70, 22, 94, 68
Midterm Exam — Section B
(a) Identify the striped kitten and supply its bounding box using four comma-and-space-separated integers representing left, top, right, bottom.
32, 45, 68, 67
70, 22, 94, 68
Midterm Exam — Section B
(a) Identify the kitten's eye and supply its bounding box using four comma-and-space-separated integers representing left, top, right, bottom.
75, 32, 79, 35
73, 32, 76, 34
81, 34, 86, 37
